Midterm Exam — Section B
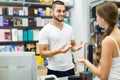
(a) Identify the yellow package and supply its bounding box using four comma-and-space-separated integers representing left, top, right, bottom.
35, 55, 44, 66
39, 0, 53, 3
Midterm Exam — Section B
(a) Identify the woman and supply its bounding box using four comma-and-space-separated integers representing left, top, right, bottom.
76, 2, 120, 80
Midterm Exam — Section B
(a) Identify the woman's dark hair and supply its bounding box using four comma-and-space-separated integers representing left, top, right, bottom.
52, 0, 65, 9
94, 2, 118, 66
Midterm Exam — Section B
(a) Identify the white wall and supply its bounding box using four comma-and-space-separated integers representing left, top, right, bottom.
70, 0, 91, 73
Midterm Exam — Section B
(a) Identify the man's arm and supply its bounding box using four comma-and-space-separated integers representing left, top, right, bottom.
39, 44, 71, 58
71, 40, 83, 52
39, 44, 58, 58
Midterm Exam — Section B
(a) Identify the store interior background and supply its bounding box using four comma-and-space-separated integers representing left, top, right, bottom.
0, 0, 114, 75
70, 0, 105, 72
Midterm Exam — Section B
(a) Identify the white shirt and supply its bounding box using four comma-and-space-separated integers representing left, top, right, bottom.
39, 23, 74, 71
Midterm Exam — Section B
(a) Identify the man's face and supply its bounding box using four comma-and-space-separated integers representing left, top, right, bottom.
52, 5, 66, 22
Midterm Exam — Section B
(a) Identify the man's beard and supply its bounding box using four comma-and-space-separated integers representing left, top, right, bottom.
53, 15, 64, 22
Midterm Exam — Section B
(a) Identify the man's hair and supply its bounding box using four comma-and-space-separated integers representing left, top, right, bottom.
52, 0, 65, 9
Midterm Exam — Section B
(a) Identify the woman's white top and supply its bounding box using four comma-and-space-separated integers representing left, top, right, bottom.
94, 36, 120, 80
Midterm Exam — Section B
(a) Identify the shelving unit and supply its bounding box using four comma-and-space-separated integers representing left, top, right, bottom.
89, 0, 105, 44
115, 1, 120, 28
0, 1, 73, 8
89, 0, 120, 44
0, 0, 73, 55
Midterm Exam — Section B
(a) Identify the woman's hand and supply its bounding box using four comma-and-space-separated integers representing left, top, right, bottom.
76, 57, 86, 64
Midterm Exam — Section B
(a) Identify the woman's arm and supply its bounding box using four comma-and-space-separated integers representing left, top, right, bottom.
77, 38, 114, 80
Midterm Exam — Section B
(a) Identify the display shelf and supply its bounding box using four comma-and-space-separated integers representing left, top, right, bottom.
0, 1, 73, 9
0, 15, 50, 18
0, 0, 73, 53
0, 26, 43, 29
0, 15, 69, 19
0, 1, 28, 6
89, 0, 120, 44
89, 0, 105, 44
90, 0, 105, 9
90, 18, 96, 23
0, 41, 38, 45
91, 32, 95, 37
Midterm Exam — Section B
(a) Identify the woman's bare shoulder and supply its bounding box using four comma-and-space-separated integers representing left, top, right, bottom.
102, 36, 115, 47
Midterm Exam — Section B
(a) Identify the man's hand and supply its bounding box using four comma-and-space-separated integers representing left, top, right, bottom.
57, 44, 72, 53
72, 41, 83, 51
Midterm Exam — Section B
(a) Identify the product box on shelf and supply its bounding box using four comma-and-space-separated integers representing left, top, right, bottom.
25, 0, 38, 2
0, 29, 12, 42
39, 0, 53, 3
8, 0, 25, 1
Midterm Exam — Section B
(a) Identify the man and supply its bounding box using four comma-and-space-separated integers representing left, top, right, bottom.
38, 0, 83, 77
